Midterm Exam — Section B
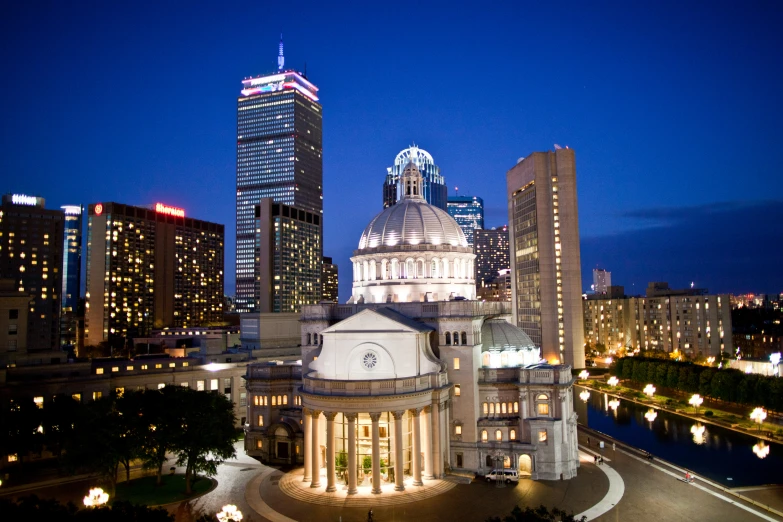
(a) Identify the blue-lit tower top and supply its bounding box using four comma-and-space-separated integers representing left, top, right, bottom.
278, 34, 285, 71
383, 145, 448, 211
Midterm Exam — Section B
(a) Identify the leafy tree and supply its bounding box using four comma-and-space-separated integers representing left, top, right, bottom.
594, 342, 607, 355
0, 496, 173, 522
173, 388, 239, 494
666, 366, 679, 389
486, 505, 586, 522
136, 387, 181, 486
0, 397, 44, 464
42, 394, 83, 458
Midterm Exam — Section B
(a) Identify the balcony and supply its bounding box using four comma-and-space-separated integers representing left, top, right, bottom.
302, 371, 448, 397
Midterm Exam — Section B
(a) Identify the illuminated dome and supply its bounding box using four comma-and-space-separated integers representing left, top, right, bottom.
480, 318, 542, 368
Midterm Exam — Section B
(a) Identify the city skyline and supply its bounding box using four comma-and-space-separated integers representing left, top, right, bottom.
2, 2, 782, 301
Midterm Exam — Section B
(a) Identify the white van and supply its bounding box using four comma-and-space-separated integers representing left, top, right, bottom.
485, 469, 519, 483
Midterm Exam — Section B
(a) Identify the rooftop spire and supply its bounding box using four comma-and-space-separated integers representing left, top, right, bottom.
277, 34, 285, 71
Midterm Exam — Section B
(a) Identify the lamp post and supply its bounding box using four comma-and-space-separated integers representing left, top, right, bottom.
607, 376, 619, 388
750, 407, 767, 432
493, 450, 505, 488
83, 487, 109, 508
643, 384, 656, 398
217, 505, 243, 522
689, 394, 703, 413
579, 370, 589, 381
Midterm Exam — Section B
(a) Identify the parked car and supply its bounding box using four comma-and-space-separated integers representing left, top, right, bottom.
485, 468, 519, 483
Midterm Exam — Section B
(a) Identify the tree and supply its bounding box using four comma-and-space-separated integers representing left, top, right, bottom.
0, 496, 173, 522
173, 388, 239, 494
485, 505, 586, 522
42, 394, 83, 458
136, 387, 181, 486
0, 397, 44, 465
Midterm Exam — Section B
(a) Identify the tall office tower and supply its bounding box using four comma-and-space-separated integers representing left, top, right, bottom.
60, 205, 82, 347
506, 149, 585, 367
474, 226, 509, 283
254, 199, 321, 313
592, 268, 611, 295
236, 42, 323, 313
0, 194, 64, 353
321, 256, 338, 302
382, 145, 447, 211
84, 202, 224, 349
447, 196, 484, 246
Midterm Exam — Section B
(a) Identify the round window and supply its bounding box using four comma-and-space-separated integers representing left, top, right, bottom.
362, 351, 378, 370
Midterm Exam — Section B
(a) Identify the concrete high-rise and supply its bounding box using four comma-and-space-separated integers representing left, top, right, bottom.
506, 149, 585, 367
383, 145, 447, 211
254, 199, 321, 313
447, 196, 484, 246
321, 256, 338, 303
592, 268, 611, 295
0, 194, 64, 353
236, 40, 323, 313
60, 205, 82, 347
84, 202, 224, 349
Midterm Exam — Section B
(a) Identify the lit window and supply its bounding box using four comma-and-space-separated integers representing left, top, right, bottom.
258, 415, 264, 427
127, 365, 134, 371
538, 403, 549, 416
510, 429, 517, 440
210, 379, 218, 391
115, 387, 124, 396
112, 367, 119, 372
158, 383, 165, 389
455, 425, 462, 435
95, 368, 104, 375
496, 430, 502, 441
72, 393, 81, 402
182, 361, 189, 367
539, 430, 548, 442
514, 402, 519, 413
453, 357, 460, 370
155, 364, 162, 369
483, 402, 488, 415
455, 384, 461, 397
169, 363, 176, 368
8, 454, 18, 462
93, 391, 102, 401
33, 396, 44, 409
256, 439, 263, 449
197, 380, 205, 391
481, 430, 488, 442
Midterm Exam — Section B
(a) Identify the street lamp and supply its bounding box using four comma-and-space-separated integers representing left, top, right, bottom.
579, 390, 590, 402
83, 487, 109, 508
706, 356, 715, 366
607, 376, 619, 387
643, 384, 656, 398
217, 505, 243, 522
750, 407, 767, 432
689, 394, 703, 413
753, 441, 770, 459
644, 408, 657, 423
579, 370, 589, 380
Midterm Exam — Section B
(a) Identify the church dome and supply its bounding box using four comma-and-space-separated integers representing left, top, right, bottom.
481, 318, 537, 352
358, 163, 467, 251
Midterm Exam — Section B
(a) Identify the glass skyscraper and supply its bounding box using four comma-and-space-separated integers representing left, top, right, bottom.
236, 67, 323, 313
446, 195, 484, 246
383, 145, 447, 211
60, 205, 82, 347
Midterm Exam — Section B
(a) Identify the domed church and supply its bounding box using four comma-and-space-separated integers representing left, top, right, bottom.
244, 161, 579, 493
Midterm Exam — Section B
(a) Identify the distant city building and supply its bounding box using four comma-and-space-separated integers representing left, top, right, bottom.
60, 205, 82, 348
506, 149, 585, 367
0, 279, 34, 367
730, 293, 768, 309
583, 282, 732, 357
383, 145, 447, 211
254, 199, 321, 313
447, 196, 484, 246
592, 268, 611, 295
0, 194, 64, 354
646, 281, 706, 297
321, 256, 338, 302
235, 39, 323, 313
477, 268, 512, 302
474, 226, 509, 284
84, 202, 224, 349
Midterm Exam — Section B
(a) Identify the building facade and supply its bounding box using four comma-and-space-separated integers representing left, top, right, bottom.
592, 268, 611, 295
236, 61, 323, 313
506, 150, 585, 368
60, 205, 82, 348
0, 194, 64, 353
84, 202, 224, 349
383, 145, 447, 211
474, 226, 509, 285
447, 196, 484, 246
322, 256, 338, 303
254, 199, 322, 313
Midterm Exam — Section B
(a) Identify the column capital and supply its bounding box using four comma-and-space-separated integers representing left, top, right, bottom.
391, 410, 406, 420
344, 413, 358, 422
310, 409, 322, 418
324, 411, 337, 421
302, 407, 311, 416
369, 412, 382, 422
422, 405, 432, 414
408, 407, 422, 417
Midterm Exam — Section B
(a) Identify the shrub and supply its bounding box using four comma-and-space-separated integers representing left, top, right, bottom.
704, 410, 714, 417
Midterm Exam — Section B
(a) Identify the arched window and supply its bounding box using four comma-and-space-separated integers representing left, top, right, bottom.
489, 403, 495, 415
406, 259, 414, 279
369, 260, 376, 280
495, 430, 502, 441
431, 259, 439, 278
537, 394, 548, 400
482, 352, 491, 367
453, 332, 460, 345
461, 332, 467, 345
495, 402, 500, 415
417, 259, 425, 278
306, 333, 311, 345
445, 332, 451, 345
442, 258, 449, 278
283, 395, 288, 405
381, 259, 388, 280
501, 403, 507, 414
483, 402, 488, 415
510, 429, 517, 440
508, 402, 513, 414
481, 430, 488, 442
514, 401, 519, 413
271, 396, 277, 406
277, 395, 282, 405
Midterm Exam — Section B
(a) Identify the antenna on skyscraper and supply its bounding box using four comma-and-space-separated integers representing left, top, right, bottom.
278, 34, 285, 71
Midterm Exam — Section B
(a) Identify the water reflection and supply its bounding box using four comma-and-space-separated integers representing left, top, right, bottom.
579, 390, 590, 402
575, 385, 783, 486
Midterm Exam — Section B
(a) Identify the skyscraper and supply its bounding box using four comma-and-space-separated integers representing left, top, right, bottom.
382, 145, 447, 211
447, 195, 484, 246
474, 226, 509, 284
321, 256, 338, 303
506, 149, 585, 367
0, 194, 64, 354
592, 268, 611, 295
84, 202, 224, 349
254, 199, 321, 313
60, 205, 82, 347
236, 40, 323, 313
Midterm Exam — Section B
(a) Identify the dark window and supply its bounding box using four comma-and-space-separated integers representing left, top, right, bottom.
9, 309, 18, 320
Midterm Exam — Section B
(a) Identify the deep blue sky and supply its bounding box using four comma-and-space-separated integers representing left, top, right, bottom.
2, 1, 782, 301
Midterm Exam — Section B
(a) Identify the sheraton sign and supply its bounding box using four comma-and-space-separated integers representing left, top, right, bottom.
155, 203, 185, 218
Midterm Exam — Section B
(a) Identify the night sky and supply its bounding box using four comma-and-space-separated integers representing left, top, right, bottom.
2, 1, 782, 302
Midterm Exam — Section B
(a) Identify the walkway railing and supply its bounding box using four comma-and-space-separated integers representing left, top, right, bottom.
302, 371, 447, 396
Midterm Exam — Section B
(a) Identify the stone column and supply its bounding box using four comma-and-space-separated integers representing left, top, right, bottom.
422, 406, 434, 479
370, 412, 382, 494
303, 407, 312, 482
310, 410, 322, 488
410, 408, 423, 485
346, 413, 358, 495
392, 411, 405, 491
325, 412, 337, 492
431, 401, 442, 478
